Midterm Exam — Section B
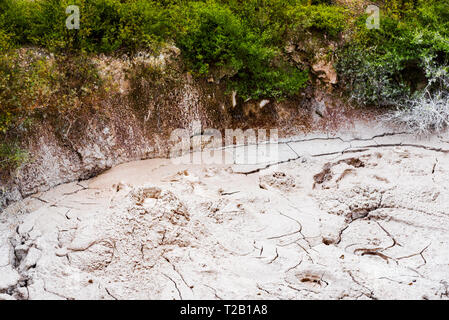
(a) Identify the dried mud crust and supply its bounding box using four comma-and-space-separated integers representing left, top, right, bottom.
1, 137, 449, 300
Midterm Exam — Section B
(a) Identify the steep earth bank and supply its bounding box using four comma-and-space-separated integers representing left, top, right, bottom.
1, 47, 352, 211
1, 123, 449, 300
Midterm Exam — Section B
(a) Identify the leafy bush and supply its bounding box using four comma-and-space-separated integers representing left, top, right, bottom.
220, 0, 347, 44
0, 0, 41, 45
2, 0, 357, 100
175, 1, 308, 99
0, 52, 48, 134
175, 2, 248, 76
288, 4, 348, 38
217, 0, 296, 45
0, 0, 172, 52
332, 0, 449, 133
337, 1, 449, 108
0, 30, 12, 52
383, 53, 449, 134
0, 142, 28, 170
0, 0, 360, 101
0, 50, 103, 169
336, 45, 412, 107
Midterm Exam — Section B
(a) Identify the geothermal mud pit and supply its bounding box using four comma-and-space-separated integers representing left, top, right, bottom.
1, 128, 449, 300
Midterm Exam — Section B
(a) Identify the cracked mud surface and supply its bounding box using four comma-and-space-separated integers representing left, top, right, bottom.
1, 125, 449, 300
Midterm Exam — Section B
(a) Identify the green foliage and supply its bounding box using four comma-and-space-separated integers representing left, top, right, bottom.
0, 52, 46, 134
176, 1, 248, 76
0, 0, 41, 45
0, 142, 28, 170
336, 46, 412, 107
0, 0, 355, 100
1, 0, 448, 165
2, 0, 446, 109
287, 4, 348, 38
171, 0, 345, 99
337, 0, 449, 107
217, 0, 297, 45
175, 1, 308, 99
0, 0, 172, 52
219, 0, 347, 43
0, 30, 12, 52
0, 50, 103, 169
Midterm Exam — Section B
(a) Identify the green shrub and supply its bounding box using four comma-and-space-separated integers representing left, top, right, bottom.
0, 0, 171, 52
0, 30, 12, 52
0, 142, 28, 170
218, 0, 297, 45
175, 1, 248, 75
3, 0, 361, 100
287, 4, 348, 38
0, 0, 41, 45
176, 1, 308, 99
336, 46, 412, 107
337, 1, 449, 107
0, 49, 102, 136
0, 52, 44, 133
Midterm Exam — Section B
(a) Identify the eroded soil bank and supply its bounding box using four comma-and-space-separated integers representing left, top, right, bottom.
0, 46, 360, 210
1, 123, 449, 300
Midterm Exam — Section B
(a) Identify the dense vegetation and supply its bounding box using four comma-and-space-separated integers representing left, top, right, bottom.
0, 0, 346, 101
337, 0, 449, 106
336, 0, 449, 133
1, 0, 449, 169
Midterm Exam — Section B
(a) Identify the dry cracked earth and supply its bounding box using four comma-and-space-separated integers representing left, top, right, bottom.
1, 125, 449, 300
